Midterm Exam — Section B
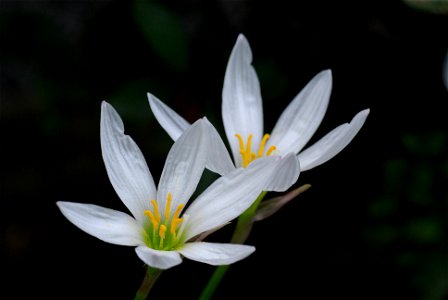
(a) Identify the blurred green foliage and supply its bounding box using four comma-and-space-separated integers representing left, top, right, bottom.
133, 0, 190, 72
366, 131, 448, 299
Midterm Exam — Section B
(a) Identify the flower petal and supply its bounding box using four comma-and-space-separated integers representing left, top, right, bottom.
262, 153, 300, 192
268, 70, 332, 154
101, 101, 157, 224
222, 34, 263, 166
135, 246, 183, 269
147, 93, 191, 141
148, 94, 235, 176
178, 242, 255, 266
203, 118, 235, 176
157, 119, 208, 213
183, 154, 298, 241
56, 201, 144, 246
298, 109, 370, 171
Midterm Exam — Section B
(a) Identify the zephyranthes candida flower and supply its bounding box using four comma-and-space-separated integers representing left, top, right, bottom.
57, 102, 299, 269
148, 34, 369, 172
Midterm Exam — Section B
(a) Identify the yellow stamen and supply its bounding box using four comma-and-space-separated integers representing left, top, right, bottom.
235, 134, 245, 154
164, 193, 172, 220
235, 133, 254, 167
258, 134, 270, 158
144, 210, 159, 229
143, 193, 187, 249
235, 133, 278, 167
150, 199, 161, 222
266, 145, 277, 156
159, 225, 167, 248
159, 224, 167, 239
170, 204, 185, 235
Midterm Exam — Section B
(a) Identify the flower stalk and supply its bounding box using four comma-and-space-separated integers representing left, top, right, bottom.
198, 191, 267, 300
134, 267, 162, 300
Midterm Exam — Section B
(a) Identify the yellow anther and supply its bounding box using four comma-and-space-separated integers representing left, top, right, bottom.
258, 134, 271, 157
150, 199, 161, 223
164, 193, 172, 220
159, 224, 167, 248
235, 134, 245, 153
266, 145, 277, 156
170, 218, 183, 235
144, 210, 159, 229
170, 203, 185, 235
236, 133, 261, 167
246, 134, 253, 163
159, 224, 167, 239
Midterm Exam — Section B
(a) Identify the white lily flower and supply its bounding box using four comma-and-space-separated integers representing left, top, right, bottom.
57, 102, 298, 270
148, 34, 369, 172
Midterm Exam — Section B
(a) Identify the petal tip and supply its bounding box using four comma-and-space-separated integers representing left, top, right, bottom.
319, 69, 333, 81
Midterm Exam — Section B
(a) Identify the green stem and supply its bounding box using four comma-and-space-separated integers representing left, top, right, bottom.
198, 191, 267, 300
198, 265, 230, 300
134, 266, 162, 300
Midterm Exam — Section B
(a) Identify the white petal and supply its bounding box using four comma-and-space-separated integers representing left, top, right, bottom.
56, 201, 144, 246
178, 242, 255, 265
222, 34, 264, 166
147, 93, 190, 141
135, 246, 182, 269
157, 119, 208, 214
298, 109, 370, 171
203, 118, 235, 176
268, 70, 332, 154
262, 153, 300, 192
184, 155, 298, 240
148, 94, 234, 176
101, 101, 157, 224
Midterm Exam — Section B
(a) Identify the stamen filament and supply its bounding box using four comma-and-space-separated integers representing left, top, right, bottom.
258, 134, 270, 158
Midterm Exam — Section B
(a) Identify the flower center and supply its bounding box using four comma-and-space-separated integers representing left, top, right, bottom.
235, 133, 277, 167
143, 192, 188, 250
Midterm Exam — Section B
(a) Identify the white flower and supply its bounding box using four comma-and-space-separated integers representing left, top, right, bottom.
57, 102, 299, 270
148, 34, 369, 172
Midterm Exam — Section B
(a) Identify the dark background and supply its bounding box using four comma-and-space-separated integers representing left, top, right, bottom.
1, 1, 447, 299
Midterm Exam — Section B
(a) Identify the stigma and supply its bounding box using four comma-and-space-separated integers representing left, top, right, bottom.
143, 193, 186, 250
235, 133, 277, 167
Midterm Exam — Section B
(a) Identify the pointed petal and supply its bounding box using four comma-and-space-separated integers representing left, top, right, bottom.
183, 154, 299, 240
254, 184, 311, 222
135, 246, 182, 269
56, 201, 144, 246
147, 93, 190, 141
148, 94, 234, 175
262, 153, 300, 192
298, 109, 370, 171
101, 101, 157, 224
269, 70, 332, 154
203, 118, 235, 176
157, 119, 208, 213
178, 242, 255, 265
222, 34, 263, 166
